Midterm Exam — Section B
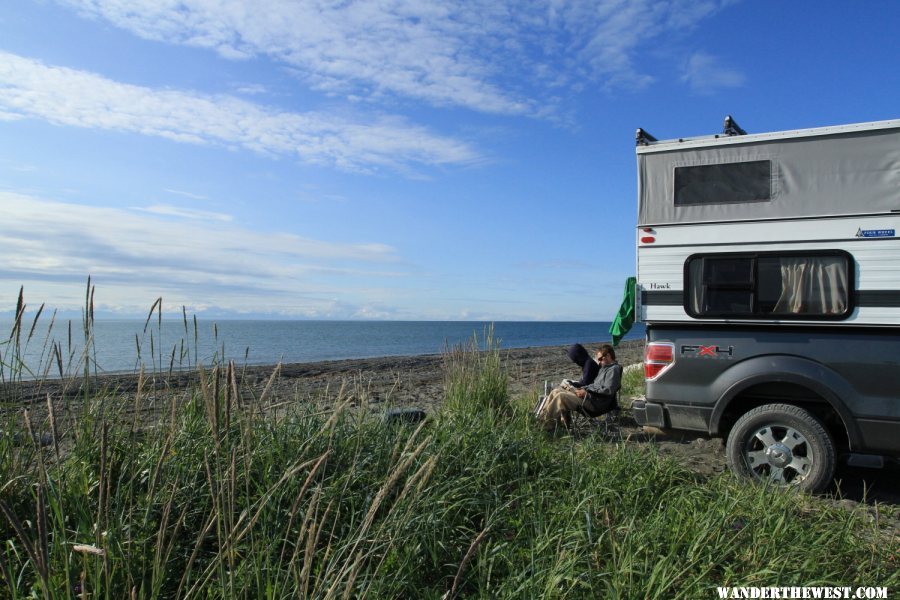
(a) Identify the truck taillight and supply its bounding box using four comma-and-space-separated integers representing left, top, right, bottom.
644, 342, 675, 380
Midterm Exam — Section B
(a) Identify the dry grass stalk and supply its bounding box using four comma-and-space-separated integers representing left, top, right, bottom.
0, 499, 48, 585
22, 409, 35, 450
146, 433, 173, 507
229, 361, 240, 410
322, 396, 351, 434
152, 475, 181, 576
130, 366, 145, 435
35, 484, 49, 584
186, 453, 332, 596
97, 423, 109, 549
446, 525, 491, 600
340, 550, 366, 600
46, 393, 60, 462
227, 455, 325, 548
213, 364, 222, 438
305, 498, 335, 597
399, 453, 440, 506
279, 450, 331, 565
258, 362, 282, 405
73, 544, 106, 556
327, 424, 432, 591
155, 480, 191, 591
175, 513, 218, 599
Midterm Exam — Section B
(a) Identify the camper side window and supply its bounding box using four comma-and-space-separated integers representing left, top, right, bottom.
685, 251, 852, 319
674, 160, 771, 206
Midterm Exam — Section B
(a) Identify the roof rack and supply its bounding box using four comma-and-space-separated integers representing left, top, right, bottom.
722, 115, 746, 136
635, 128, 657, 146
635, 117, 900, 153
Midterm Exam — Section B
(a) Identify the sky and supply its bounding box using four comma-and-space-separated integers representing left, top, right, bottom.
1, 1, 899, 321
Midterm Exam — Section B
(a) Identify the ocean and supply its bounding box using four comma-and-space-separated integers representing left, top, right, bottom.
0, 319, 645, 377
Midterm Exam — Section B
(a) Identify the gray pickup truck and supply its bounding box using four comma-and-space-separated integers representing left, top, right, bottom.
632, 117, 900, 491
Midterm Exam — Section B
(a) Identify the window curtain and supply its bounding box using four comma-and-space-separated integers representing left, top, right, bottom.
773, 257, 848, 314
689, 260, 704, 314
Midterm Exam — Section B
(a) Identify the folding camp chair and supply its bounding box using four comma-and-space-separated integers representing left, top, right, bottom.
572, 393, 621, 437
535, 381, 620, 436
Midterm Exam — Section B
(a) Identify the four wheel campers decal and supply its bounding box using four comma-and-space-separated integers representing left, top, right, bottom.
855, 228, 895, 238
681, 344, 734, 358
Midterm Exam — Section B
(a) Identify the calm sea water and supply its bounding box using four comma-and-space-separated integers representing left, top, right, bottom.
1, 319, 645, 376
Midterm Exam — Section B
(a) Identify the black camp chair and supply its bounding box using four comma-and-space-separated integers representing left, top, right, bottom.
572, 391, 621, 436
534, 381, 621, 436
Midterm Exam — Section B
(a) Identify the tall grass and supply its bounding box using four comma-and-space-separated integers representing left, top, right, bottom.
0, 282, 207, 399
618, 363, 646, 406
0, 300, 896, 598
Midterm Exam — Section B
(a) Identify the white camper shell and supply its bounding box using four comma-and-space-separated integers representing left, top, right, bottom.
637, 118, 900, 326
632, 117, 900, 492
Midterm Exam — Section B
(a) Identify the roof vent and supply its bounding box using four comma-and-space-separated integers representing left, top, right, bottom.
723, 115, 747, 136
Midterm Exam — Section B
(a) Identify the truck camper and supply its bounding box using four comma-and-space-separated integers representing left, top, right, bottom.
631, 116, 900, 492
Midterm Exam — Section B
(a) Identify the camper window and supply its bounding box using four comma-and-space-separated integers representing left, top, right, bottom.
674, 160, 771, 206
685, 251, 852, 319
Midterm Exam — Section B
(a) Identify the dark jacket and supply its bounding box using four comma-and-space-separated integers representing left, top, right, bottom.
567, 343, 599, 388
583, 361, 623, 415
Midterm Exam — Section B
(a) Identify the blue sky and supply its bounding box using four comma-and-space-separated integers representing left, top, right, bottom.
1, 1, 898, 321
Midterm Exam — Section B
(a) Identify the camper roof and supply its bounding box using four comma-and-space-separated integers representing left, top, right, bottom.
636, 118, 900, 154
636, 117, 900, 226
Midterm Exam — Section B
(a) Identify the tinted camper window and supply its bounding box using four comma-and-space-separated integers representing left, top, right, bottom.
686, 251, 852, 319
674, 160, 771, 205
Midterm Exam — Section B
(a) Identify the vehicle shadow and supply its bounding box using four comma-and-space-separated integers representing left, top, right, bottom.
612, 421, 899, 508
831, 460, 900, 505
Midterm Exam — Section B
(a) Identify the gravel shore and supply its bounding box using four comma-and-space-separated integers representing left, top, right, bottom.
3, 338, 898, 516
2, 340, 645, 416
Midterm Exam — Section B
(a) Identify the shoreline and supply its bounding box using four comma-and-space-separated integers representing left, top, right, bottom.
1, 340, 645, 410
5, 339, 899, 510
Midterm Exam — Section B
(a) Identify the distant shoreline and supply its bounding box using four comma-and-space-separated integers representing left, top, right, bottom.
2, 340, 645, 410
0, 319, 644, 378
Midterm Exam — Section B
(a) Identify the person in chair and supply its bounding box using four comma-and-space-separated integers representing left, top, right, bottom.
560, 343, 600, 390
540, 344, 622, 431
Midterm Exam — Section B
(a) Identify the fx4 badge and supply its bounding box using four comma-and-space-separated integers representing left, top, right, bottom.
681, 344, 734, 358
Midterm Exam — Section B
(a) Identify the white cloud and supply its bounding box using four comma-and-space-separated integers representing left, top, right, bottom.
134, 204, 233, 222
0, 158, 39, 173
681, 51, 746, 94
0, 51, 478, 173
58, 0, 732, 112
233, 83, 269, 96
164, 188, 209, 201
0, 191, 406, 316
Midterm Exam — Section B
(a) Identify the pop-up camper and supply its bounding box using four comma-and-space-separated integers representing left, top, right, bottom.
632, 116, 900, 491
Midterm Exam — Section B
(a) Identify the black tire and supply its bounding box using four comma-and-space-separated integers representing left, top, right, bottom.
726, 403, 836, 493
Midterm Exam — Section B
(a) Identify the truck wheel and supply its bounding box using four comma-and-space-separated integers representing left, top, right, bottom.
726, 404, 835, 493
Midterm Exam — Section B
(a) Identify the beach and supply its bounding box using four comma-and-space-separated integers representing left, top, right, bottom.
4, 338, 898, 512
5, 340, 644, 414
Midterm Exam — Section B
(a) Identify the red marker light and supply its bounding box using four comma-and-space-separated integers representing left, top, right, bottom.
640, 236, 655, 243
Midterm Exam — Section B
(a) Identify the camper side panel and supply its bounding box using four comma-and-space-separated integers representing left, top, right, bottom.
637, 215, 900, 327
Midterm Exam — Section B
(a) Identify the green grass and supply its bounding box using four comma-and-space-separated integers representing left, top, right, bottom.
618, 363, 646, 403
0, 299, 896, 598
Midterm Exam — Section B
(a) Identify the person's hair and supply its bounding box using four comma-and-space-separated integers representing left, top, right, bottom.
599, 344, 615, 360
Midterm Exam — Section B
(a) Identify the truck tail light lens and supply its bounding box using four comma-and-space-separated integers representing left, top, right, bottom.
644, 342, 675, 380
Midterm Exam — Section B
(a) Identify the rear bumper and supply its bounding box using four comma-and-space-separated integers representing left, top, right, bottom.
856, 418, 900, 457
632, 400, 713, 432
631, 400, 667, 428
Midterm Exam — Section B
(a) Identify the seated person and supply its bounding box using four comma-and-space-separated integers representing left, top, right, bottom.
539, 344, 622, 431
534, 343, 598, 416
560, 343, 600, 390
